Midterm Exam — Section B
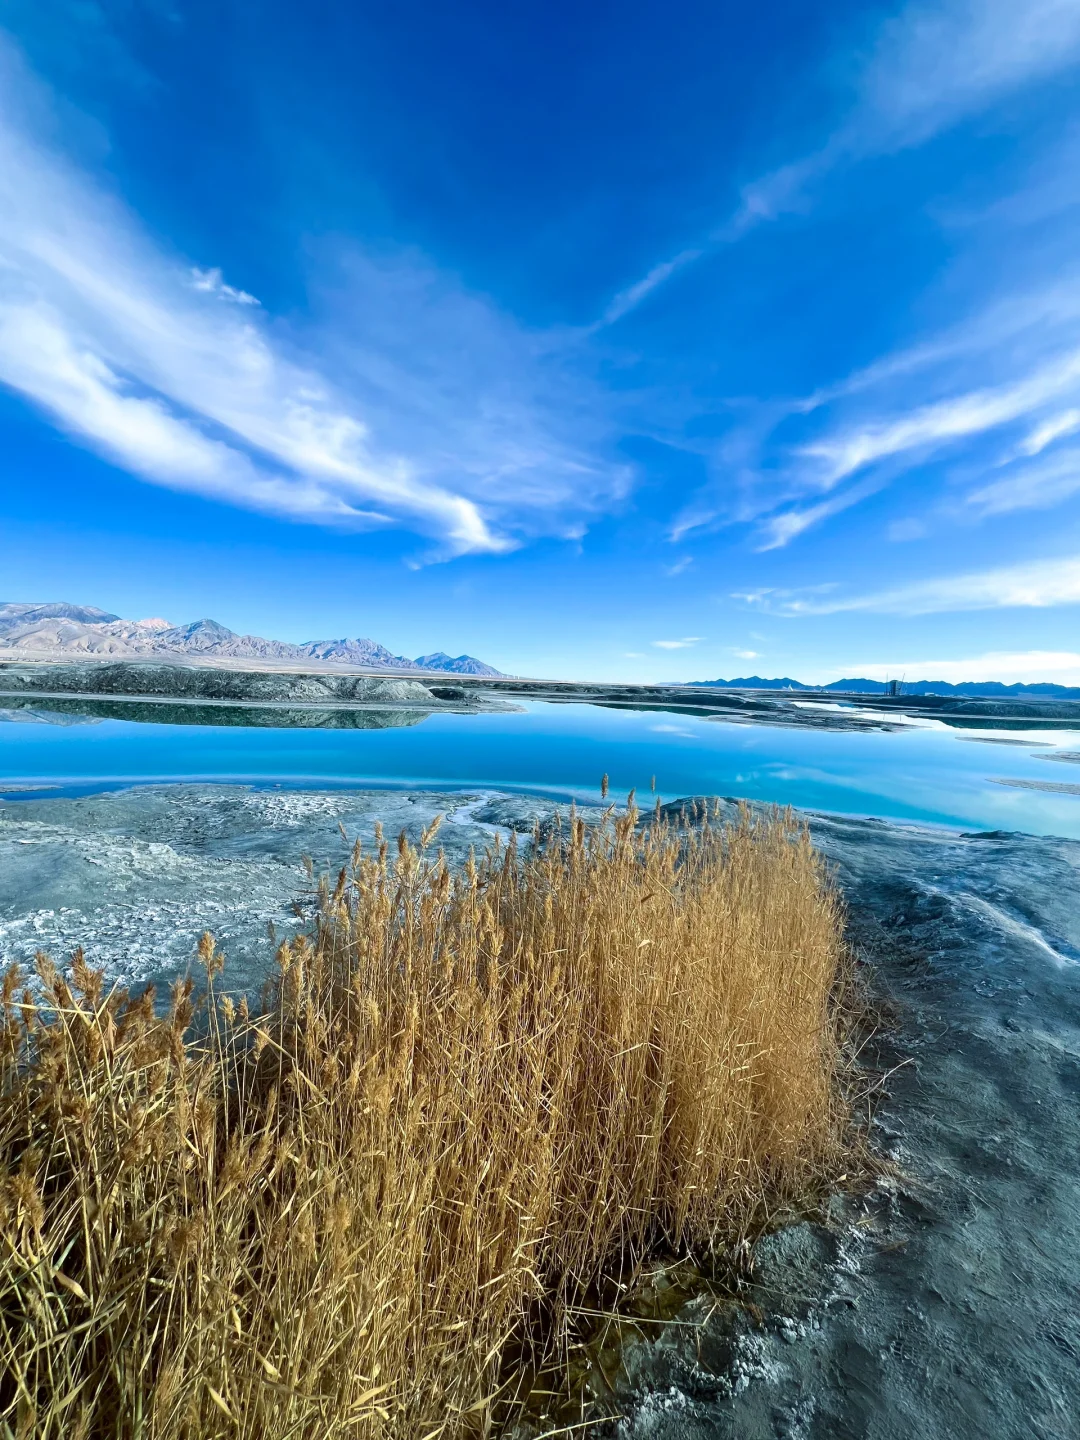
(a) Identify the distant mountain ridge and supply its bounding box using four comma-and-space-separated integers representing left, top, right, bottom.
687, 674, 1080, 699
0, 602, 504, 677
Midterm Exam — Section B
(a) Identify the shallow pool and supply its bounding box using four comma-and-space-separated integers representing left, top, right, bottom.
3, 698, 1080, 838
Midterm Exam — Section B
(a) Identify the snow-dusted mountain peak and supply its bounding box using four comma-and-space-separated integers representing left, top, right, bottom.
0, 602, 504, 676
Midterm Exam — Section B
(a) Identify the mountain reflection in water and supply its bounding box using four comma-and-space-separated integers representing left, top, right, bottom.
0, 696, 430, 731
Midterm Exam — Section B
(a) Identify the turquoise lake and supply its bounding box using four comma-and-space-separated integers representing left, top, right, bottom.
3, 698, 1080, 839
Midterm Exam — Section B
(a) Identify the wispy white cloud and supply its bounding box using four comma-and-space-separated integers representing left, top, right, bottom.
738, 554, 1080, 616
189, 267, 259, 306
754, 478, 886, 550
673, 267, 1080, 550
601, 250, 703, 326
0, 38, 624, 557
844, 650, 1080, 686
809, 282, 1080, 409
798, 349, 1080, 488
644, 5, 1080, 553
651, 636, 703, 649
604, 0, 1080, 325
1014, 408, 1080, 457
0, 306, 376, 523
888, 516, 929, 541
966, 445, 1080, 515
854, 0, 1080, 143
743, 0, 1080, 229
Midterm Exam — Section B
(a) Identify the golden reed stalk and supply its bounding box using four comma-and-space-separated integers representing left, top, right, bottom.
1, 800, 847, 1438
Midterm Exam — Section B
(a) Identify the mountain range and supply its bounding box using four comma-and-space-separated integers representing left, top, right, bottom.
0, 603, 504, 677
687, 675, 1080, 699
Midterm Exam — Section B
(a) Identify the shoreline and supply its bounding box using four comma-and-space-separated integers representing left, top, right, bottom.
7, 658, 1080, 737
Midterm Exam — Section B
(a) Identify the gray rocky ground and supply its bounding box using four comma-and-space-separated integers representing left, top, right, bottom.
607, 806, 1080, 1440
0, 785, 594, 993
0, 783, 1076, 1437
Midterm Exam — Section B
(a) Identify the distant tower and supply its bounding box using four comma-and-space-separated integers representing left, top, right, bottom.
885, 679, 899, 697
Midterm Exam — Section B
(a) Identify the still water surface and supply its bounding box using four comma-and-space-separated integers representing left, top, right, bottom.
3, 698, 1080, 838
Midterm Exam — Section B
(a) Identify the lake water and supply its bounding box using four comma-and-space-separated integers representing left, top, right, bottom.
3, 697, 1080, 838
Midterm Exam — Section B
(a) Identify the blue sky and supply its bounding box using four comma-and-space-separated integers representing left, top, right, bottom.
2, 1, 1080, 682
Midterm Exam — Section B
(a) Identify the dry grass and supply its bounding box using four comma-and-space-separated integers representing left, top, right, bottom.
0, 799, 847, 1439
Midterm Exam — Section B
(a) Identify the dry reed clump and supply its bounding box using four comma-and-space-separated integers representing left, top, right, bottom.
1, 800, 847, 1439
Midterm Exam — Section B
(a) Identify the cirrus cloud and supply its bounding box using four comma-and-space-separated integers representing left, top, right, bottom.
604, 0, 1080, 328
737, 555, 1080, 617
0, 36, 626, 559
